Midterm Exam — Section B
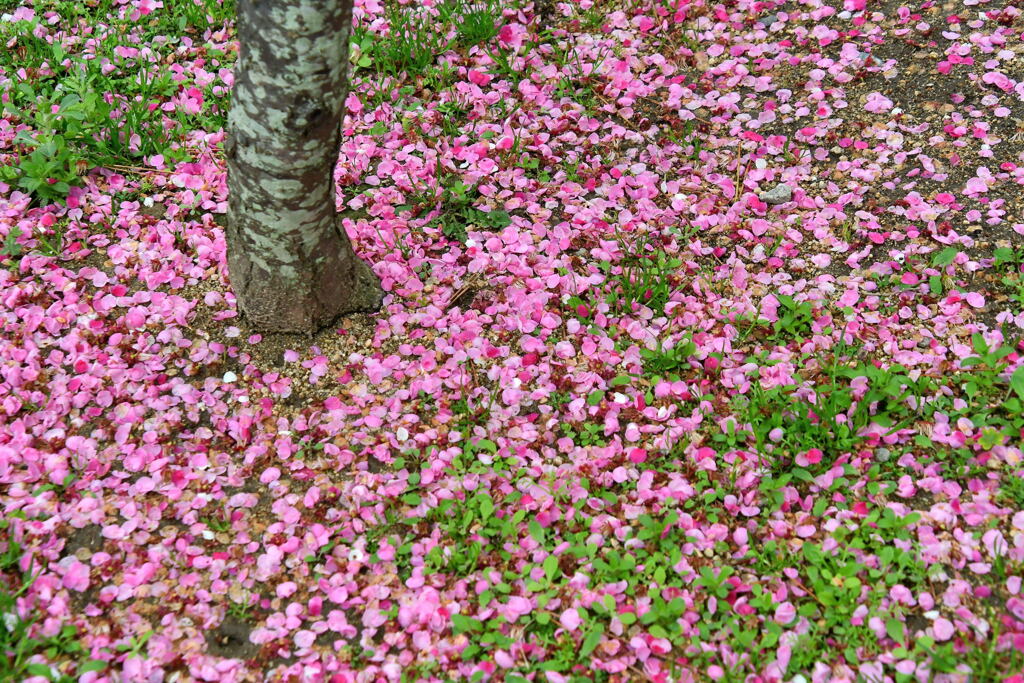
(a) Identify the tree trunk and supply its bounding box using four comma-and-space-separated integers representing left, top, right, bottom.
225, 0, 383, 334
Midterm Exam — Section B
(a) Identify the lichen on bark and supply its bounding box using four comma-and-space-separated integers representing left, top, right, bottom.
225, 0, 383, 334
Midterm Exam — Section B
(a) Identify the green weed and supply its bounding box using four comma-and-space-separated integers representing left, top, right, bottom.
993, 245, 1024, 305
995, 469, 1024, 507
426, 176, 511, 243
558, 420, 608, 448
226, 593, 256, 622
438, 0, 503, 47
0, 534, 107, 681
353, 0, 502, 80
602, 232, 683, 316
928, 334, 1024, 458
736, 294, 820, 344
1, 226, 24, 262
722, 350, 935, 475
0, 2, 232, 204
369, 3, 445, 77
640, 334, 696, 376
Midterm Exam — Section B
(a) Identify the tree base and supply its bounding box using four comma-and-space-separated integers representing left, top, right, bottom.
226, 221, 384, 335
344, 257, 387, 316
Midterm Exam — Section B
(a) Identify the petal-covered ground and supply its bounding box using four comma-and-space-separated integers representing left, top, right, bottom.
2, 0, 1024, 681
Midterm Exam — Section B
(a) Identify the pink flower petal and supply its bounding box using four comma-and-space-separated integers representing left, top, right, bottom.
933, 617, 954, 641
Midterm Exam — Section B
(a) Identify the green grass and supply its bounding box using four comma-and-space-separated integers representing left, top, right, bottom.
736, 294, 821, 344
993, 245, 1024, 305
710, 335, 1024, 485
0, 533, 107, 681
640, 334, 696, 376
0, 0, 235, 205
438, 0, 504, 47
602, 233, 684, 316
421, 175, 512, 243
352, 0, 504, 80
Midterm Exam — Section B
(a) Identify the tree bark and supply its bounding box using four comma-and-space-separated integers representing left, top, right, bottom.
225, 0, 383, 334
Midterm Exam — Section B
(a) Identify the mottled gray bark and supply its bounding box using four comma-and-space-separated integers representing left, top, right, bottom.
225, 0, 383, 334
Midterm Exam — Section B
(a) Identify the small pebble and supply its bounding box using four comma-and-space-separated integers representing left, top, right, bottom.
759, 183, 793, 205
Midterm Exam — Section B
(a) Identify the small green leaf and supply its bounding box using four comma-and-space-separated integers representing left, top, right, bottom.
26, 663, 53, 677
886, 618, 905, 643
932, 247, 958, 267
478, 495, 494, 520
812, 497, 827, 516
452, 614, 483, 633
792, 468, 814, 482
586, 390, 604, 406
1011, 366, 1024, 400
580, 625, 604, 656
543, 554, 558, 581
486, 210, 511, 228
972, 333, 988, 355
79, 660, 108, 674
993, 247, 1014, 264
